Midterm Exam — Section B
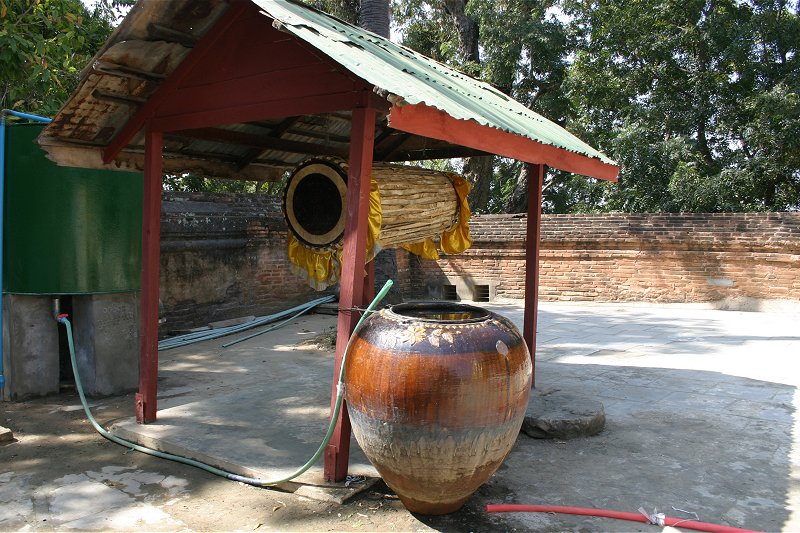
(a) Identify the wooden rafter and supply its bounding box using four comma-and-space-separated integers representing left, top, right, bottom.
172, 127, 348, 158
91, 90, 147, 106
102, 0, 251, 163
92, 61, 167, 83
236, 116, 301, 169
146, 23, 198, 48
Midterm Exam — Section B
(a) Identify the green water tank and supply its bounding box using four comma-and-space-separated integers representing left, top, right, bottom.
3, 123, 143, 294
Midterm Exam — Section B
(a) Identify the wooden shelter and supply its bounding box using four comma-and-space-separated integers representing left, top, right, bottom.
38, 0, 618, 481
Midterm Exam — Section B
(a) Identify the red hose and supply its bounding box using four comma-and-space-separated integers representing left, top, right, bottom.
486, 504, 762, 533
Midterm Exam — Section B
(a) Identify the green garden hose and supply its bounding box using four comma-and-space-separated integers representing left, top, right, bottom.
57, 279, 393, 486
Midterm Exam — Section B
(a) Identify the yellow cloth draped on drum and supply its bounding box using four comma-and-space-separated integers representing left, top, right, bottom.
287, 173, 472, 290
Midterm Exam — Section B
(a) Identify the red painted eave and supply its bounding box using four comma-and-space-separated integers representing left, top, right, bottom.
388, 102, 619, 182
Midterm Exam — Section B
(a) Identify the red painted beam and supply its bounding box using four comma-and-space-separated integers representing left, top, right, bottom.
388, 103, 619, 182
325, 105, 377, 482
103, 0, 250, 161
149, 91, 367, 133
136, 128, 163, 423
523, 164, 544, 388
157, 64, 356, 119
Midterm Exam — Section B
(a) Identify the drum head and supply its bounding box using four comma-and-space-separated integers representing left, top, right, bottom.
283, 159, 348, 250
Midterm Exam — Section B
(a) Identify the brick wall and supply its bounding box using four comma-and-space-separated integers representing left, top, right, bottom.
403, 213, 800, 303
159, 196, 799, 331
160, 192, 321, 332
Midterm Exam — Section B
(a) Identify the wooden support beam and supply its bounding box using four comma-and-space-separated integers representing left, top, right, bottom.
237, 116, 301, 169
92, 61, 167, 83
383, 146, 491, 162
176, 127, 348, 158
280, 127, 351, 145
149, 91, 366, 133
91, 89, 147, 106
147, 23, 198, 48
374, 130, 410, 160
523, 164, 544, 388
389, 102, 619, 181
136, 127, 163, 423
325, 104, 376, 482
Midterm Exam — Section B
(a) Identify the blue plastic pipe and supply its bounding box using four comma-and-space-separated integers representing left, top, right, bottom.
0, 110, 52, 397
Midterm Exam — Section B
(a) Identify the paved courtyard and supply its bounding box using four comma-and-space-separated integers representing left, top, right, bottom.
1, 298, 798, 531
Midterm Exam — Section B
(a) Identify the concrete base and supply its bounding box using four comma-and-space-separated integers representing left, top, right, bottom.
72, 292, 139, 397
109, 314, 379, 503
1, 292, 139, 401
521, 390, 605, 439
2, 295, 60, 400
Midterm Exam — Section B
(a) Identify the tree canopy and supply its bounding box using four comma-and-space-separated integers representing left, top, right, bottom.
0, 0, 131, 116
4, 0, 798, 212
394, 0, 800, 213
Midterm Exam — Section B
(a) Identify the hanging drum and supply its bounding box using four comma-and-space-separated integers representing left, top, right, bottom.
283, 158, 473, 289
283, 159, 349, 252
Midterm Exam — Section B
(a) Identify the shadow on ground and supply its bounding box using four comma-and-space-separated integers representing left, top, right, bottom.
2, 302, 798, 531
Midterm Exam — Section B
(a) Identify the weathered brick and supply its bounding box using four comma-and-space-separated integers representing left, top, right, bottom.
399, 212, 800, 303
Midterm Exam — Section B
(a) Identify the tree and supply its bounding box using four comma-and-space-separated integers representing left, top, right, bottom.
309, 0, 360, 24
0, 0, 130, 116
467, 0, 573, 213
395, 0, 574, 213
360, 0, 391, 37
563, 0, 800, 212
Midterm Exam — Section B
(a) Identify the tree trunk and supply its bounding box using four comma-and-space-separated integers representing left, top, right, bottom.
506, 164, 529, 214
464, 155, 493, 213
358, 0, 393, 295
442, 0, 480, 63
441, 0, 493, 212
359, 0, 390, 38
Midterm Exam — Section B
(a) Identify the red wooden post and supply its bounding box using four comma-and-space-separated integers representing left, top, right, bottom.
136, 127, 163, 423
523, 164, 544, 388
324, 105, 376, 481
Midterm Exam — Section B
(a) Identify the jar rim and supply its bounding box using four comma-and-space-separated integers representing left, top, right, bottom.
386, 302, 491, 323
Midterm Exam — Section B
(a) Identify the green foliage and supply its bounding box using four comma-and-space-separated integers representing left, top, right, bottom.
163, 174, 264, 194
0, 0, 130, 116
393, 0, 462, 65
394, 0, 799, 213
466, 0, 571, 119
5, 0, 797, 210
303, 0, 359, 24
564, 0, 800, 212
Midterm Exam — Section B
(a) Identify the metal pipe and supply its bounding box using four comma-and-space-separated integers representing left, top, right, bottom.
4, 110, 53, 123
0, 109, 52, 397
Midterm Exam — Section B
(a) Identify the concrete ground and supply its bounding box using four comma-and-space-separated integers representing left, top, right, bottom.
1, 299, 798, 532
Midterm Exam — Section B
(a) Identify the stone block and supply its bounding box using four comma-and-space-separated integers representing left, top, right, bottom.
72, 292, 139, 397
2, 295, 60, 400
522, 391, 605, 440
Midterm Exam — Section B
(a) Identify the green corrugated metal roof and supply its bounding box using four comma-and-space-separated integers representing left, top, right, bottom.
252, 0, 616, 168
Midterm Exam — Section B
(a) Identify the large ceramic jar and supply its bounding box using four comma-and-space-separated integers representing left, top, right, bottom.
344, 302, 532, 515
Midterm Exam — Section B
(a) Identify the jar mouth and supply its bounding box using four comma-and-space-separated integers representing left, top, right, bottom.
386, 302, 491, 323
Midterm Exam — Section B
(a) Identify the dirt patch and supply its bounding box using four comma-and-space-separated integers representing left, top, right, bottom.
294, 326, 337, 351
